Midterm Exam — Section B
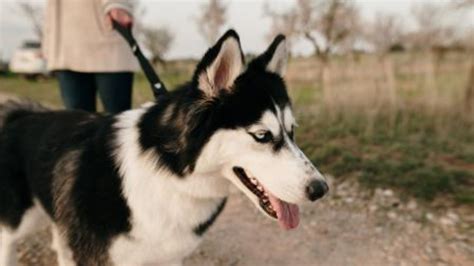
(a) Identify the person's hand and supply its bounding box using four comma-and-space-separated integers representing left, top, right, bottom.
106, 8, 133, 28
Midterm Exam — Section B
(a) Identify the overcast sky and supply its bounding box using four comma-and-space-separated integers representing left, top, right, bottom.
0, 0, 472, 61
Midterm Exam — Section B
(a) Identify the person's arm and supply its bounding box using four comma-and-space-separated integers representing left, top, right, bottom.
102, 0, 134, 27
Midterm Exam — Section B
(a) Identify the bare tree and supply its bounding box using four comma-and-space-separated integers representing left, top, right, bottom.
409, 3, 456, 50
133, 4, 173, 66
366, 13, 403, 55
364, 13, 405, 113
450, 0, 474, 113
297, 0, 360, 62
264, 0, 360, 94
263, 3, 299, 51
17, 2, 44, 41
197, 0, 227, 45
265, 0, 360, 60
465, 53, 474, 114
408, 3, 461, 111
139, 26, 173, 66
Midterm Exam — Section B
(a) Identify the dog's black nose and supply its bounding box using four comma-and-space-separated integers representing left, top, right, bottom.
305, 179, 329, 201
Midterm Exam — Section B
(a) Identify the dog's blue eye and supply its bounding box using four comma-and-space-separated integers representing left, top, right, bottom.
251, 131, 273, 143
288, 125, 295, 140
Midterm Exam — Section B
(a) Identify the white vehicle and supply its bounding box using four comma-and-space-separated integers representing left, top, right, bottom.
9, 41, 48, 79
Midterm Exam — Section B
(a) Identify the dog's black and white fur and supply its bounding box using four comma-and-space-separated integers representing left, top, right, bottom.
0, 31, 328, 265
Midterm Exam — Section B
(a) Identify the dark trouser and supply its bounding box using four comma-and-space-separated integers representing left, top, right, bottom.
56, 70, 133, 114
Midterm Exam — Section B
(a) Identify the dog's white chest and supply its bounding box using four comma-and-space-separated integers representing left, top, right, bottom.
109, 227, 202, 265
108, 196, 224, 265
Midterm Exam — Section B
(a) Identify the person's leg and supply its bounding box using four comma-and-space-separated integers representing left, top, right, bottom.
95, 72, 133, 114
56, 71, 96, 112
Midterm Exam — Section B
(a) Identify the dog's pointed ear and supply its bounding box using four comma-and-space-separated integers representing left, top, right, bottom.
193, 29, 244, 98
249, 34, 288, 76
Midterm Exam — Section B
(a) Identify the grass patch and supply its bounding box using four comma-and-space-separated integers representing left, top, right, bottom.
0, 76, 62, 105
297, 106, 474, 205
0, 68, 191, 108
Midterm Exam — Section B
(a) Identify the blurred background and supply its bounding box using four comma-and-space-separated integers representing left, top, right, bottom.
0, 0, 473, 265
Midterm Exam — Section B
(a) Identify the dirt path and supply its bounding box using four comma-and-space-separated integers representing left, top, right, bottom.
0, 93, 14, 101
14, 178, 473, 266
185, 180, 474, 266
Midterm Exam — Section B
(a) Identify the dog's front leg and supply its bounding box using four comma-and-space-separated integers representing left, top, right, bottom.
142, 261, 183, 266
0, 228, 18, 266
51, 226, 76, 266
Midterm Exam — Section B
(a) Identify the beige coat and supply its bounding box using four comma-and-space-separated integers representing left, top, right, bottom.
43, 0, 138, 72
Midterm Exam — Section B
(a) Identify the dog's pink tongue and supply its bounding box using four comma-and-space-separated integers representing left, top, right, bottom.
268, 193, 299, 230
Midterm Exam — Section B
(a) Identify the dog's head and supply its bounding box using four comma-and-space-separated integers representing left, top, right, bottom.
186, 30, 328, 230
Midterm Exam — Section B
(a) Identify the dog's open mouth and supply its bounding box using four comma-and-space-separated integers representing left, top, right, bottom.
233, 167, 299, 230
233, 167, 276, 217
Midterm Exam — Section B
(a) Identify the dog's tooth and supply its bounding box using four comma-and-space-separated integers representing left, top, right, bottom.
251, 179, 258, 185
257, 185, 263, 191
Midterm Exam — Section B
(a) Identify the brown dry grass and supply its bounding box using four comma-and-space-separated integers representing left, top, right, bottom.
286, 51, 474, 205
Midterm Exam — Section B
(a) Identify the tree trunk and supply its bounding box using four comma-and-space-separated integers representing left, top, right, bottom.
465, 57, 474, 113
425, 50, 438, 112
318, 54, 332, 111
318, 54, 329, 86
304, 32, 327, 90
378, 54, 397, 134
380, 54, 397, 109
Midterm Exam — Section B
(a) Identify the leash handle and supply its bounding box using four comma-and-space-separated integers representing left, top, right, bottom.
112, 19, 167, 99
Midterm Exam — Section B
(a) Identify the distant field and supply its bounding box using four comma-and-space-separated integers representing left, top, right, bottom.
288, 52, 474, 206
1, 52, 473, 206
0, 63, 191, 108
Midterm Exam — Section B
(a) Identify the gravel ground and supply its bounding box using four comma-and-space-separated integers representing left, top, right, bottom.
12, 177, 473, 266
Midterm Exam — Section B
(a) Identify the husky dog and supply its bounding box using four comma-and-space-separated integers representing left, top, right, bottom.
0, 30, 328, 266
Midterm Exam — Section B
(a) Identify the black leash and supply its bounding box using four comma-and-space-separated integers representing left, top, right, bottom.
112, 20, 168, 99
